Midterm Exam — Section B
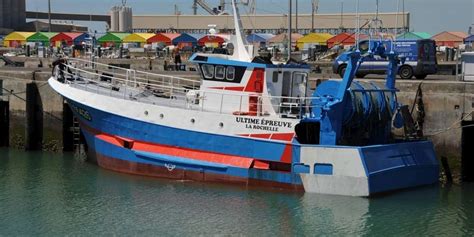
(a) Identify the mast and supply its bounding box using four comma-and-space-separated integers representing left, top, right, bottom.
230, 0, 251, 62
295, 0, 298, 34
288, 0, 292, 61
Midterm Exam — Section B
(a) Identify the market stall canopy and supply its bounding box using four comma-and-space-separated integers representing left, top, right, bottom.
122, 33, 156, 43
268, 33, 304, 44
97, 32, 130, 46
246, 33, 275, 43
296, 33, 334, 48
397, 32, 432, 40
172, 33, 204, 48
431, 31, 468, 47
27, 32, 58, 46
198, 35, 226, 47
465, 35, 474, 44
147, 33, 180, 45
3, 32, 35, 47
51, 32, 90, 47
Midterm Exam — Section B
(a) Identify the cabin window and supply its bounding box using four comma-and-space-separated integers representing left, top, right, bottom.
215, 66, 225, 80
272, 71, 279, 83
292, 72, 307, 98
226, 66, 235, 81
281, 71, 292, 97
202, 64, 214, 79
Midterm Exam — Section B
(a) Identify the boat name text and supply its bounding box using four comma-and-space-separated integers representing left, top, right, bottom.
236, 117, 292, 131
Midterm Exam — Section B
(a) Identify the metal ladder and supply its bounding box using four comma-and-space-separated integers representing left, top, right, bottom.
72, 117, 81, 150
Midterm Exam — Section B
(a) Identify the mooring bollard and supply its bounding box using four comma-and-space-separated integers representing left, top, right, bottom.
25, 82, 43, 151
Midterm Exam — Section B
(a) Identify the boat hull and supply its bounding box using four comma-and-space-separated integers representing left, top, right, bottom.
72, 98, 305, 191
50, 78, 439, 196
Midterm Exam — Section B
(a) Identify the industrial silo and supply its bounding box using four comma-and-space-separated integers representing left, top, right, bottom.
127, 7, 133, 32
118, 6, 132, 32
109, 6, 120, 32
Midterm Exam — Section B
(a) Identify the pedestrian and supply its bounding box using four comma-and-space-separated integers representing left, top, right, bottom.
52, 56, 72, 83
174, 51, 182, 71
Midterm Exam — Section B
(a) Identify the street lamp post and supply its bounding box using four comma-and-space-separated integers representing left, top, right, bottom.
48, 0, 52, 32
288, 0, 292, 61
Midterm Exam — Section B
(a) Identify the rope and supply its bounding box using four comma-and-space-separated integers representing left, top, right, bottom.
1, 82, 63, 122
426, 111, 474, 137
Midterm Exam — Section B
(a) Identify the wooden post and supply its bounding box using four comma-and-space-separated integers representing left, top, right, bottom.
25, 82, 43, 151
441, 156, 453, 183
0, 101, 9, 147
0, 80, 9, 147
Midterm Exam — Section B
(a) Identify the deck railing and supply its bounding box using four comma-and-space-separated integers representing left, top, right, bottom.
54, 59, 318, 119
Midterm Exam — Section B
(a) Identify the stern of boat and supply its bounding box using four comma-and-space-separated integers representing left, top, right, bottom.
296, 141, 439, 196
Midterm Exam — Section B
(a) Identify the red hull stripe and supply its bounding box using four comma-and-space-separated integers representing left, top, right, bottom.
96, 153, 304, 191
238, 133, 294, 142
96, 134, 254, 169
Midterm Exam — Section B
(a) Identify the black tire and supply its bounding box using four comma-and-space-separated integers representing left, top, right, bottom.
399, 66, 414, 79
415, 74, 427, 79
338, 64, 347, 78
355, 73, 366, 78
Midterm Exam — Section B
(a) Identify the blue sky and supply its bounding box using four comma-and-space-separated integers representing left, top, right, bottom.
26, 0, 473, 34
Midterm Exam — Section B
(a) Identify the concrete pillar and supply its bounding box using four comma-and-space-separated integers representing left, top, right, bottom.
3, 0, 12, 29
0, 0, 4, 28
16, 0, 26, 29
25, 82, 43, 151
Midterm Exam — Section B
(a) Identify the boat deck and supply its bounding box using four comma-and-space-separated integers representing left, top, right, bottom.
57, 58, 315, 118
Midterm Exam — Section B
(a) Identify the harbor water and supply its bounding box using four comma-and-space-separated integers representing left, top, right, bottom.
1, 148, 473, 236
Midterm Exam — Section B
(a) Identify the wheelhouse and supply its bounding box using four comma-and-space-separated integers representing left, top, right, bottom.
189, 54, 311, 118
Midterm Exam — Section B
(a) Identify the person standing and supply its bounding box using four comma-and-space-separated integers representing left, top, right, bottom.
174, 51, 182, 71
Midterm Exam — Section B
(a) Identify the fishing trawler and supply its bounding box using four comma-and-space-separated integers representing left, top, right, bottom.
49, 0, 439, 196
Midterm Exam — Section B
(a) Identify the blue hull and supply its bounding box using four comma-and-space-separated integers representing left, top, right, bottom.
68, 98, 439, 195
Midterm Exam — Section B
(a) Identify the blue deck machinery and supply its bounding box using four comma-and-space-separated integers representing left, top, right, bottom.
295, 39, 439, 196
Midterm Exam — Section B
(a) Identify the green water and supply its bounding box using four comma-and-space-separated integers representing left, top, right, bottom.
1, 148, 473, 236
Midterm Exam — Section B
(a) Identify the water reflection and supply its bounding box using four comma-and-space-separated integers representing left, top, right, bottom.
0, 148, 473, 236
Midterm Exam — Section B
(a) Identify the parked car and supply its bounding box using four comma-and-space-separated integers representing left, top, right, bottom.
333, 39, 438, 79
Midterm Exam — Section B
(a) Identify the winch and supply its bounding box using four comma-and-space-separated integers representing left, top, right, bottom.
296, 40, 407, 146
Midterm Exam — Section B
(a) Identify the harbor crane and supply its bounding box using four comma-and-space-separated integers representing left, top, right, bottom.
193, 0, 226, 15
241, 0, 256, 14
193, 0, 255, 15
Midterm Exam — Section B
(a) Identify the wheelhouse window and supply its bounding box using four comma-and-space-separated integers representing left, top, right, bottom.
272, 71, 279, 82
226, 66, 235, 81
215, 66, 225, 80
201, 64, 214, 79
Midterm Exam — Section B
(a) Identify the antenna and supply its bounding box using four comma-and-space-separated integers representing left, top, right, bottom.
356, 0, 360, 52
392, 0, 400, 53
